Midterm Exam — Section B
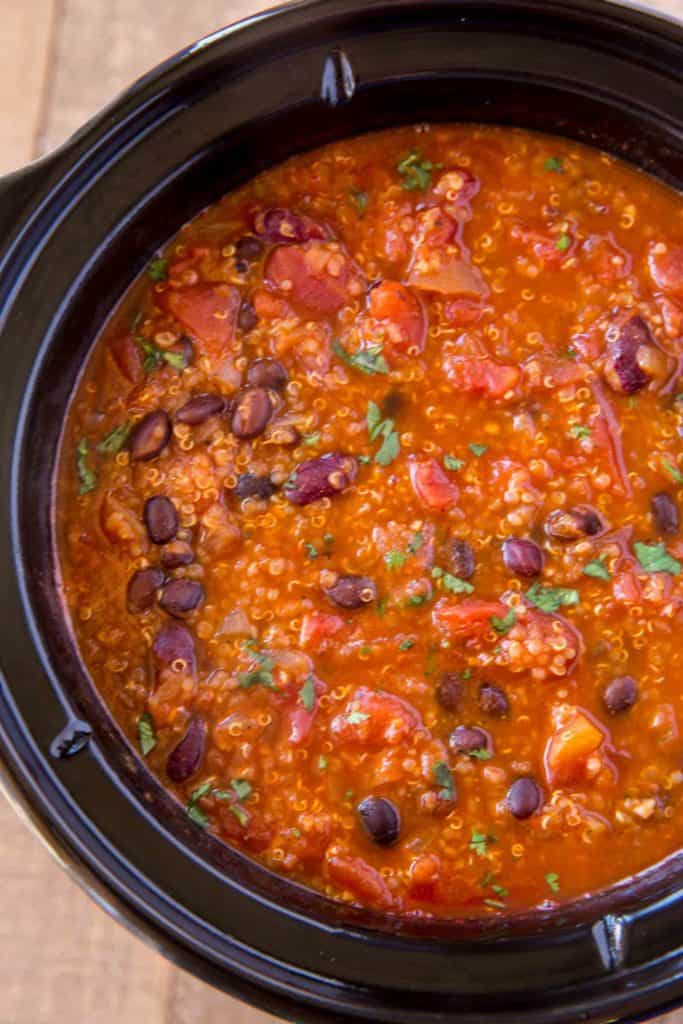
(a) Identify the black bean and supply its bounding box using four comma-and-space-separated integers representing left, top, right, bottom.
247, 358, 288, 391
357, 796, 401, 847
166, 718, 206, 783
161, 540, 194, 569
507, 777, 543, 819
478, 683, 509, 718
127, 567, 164, 613
381, 389, 403, 419
175, 393, 226, 425
651, 491, 680, 535
233, 473, 277, 500
234, 235, 264, 271
129, 410, 171, 462
604, 315, 655, 394
230, 388, 273, 439
324, 574, 376, 609
159, 579, 204, 617
603, 675, 638, 715
284, 452, 358, 506
545, 506, 603, 540
153, 623, 196, 672
436, 673, 466, 712
502, 537, 544, 578
253, 207, 326, 244
449, 539, 475, 579
449, 725, 490, 755
237, 301, 258, 333
144, 495, 178, 544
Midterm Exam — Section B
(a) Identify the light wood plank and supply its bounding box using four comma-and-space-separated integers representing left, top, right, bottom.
167, 968, 278, 1024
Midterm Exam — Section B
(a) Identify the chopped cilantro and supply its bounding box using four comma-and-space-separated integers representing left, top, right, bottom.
407, 531, 424, 555
324, 533, 335, 546
350, 188, 369, 215
302, 432, 321, 446
433, 761, 455, 801
229, 803, 249, 826
318, 755, 328, 770
431, 566, 474, 595
375, 428, 400, 466
366, 401, 400, 465
483, 898, 506, 910
397, 149, 439, 191
147, 258, 168, 281
469, 830, 495, 858
563, 346, 577, 360
343, 790, 355, 801
76, 438, 97, 494
526, 583, 580, 613
347, 710, 369, 724
634, 541, 681, 576
385, 550, 407, 571
230, 778, 253, 801
359, 645, 373, 655
468, 443, 488, 457
555, 233, 571, 252
399, 638, 414, 651
544, 156, 564, 173
469, 748, 492, 761
137, 712, 156, 757
491, 608, 517, 635
375, 595, 389, 617
444, 455, 464, 471
663, 458, 683, 485
237, 653, 277, 690
97, 420, 131, 455
545, 872, 560, 893
334, 339, 388, 375
304, 542, 318, 559
406, 592, 430, 607
569, 423, 590, 440
138, 337, 187, 373
186, 781, 212, 827
358, 454, 372, 464
299, 675, 315, 712
583, 555, 610, 580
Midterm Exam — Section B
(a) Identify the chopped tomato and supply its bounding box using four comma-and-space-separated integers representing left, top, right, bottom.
581, 233, 630, 283
326, 854, 395, 910
432, 598, 507, 640
367, 280, 427, 356
99, 489, 147, 551
299, 612, 345, 648
522, 355, 589, 390
265, 241, 365, 317
109, 332, 143, 384
159, 282, 240, 362
612, 571, 642, 604
331, 687, 422, 749
252, 288, 291, 319
444, 355, 521, 399
545, 706, 606, 786
409, 457, 459, 511
443, 298, 484, 325
407, 208, 487, 297
648, 242, 683, 299
287, 675, 325, 745
511, 221, 575, 265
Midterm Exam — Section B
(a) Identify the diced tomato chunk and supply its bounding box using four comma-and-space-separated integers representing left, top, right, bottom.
545, 706, 606, 786
367, 280, 427, 355
648, 242, 683, 298
299, 611, 344, 648
287, 675, 325, 745
511, 221, 575, 265
432, 598, 507, 640
265, 241, 365, 317
159, 282, 240, 361
407, 207, 487, 297
331, 687, 422, 749
409, 457, 459, 511
612, 571, 642, 604
443, 298, 484, 325
109, 332, 144, 384
252, 288, 291, 319
326, 854, 395, 910
444, 356, 521, 399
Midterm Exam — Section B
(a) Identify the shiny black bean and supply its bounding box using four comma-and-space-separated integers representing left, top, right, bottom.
247, 358, 288, 391
436, 673, 466, 712
175, 393, 226, 425
603, 675, 638, 715
507, 777, 543, 819
651, 491, 680, 535
161, 540, 194, 569
449, 725, 490, 755
449, 539, 475, 580
127, 567, 164, 613
166, 718, 206, 783
357, 796, 401, 847
159, 579, 204, 617
129, 410, 171, 462
144, 495, 178, 544
545, 506, 603, 540
233, 473, 277, 500
230, 388, 273, 439
237, 301, 258, 333
502, 537, 544, 578
284, 452, 358, 506
478, 683, 509, 718
324, 574, 376, 609
234, 235, 264, 271
153, 623, 196, 672
604, 315, 656, 394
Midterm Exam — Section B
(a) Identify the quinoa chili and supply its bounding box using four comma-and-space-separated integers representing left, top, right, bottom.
56, 125, 683, 918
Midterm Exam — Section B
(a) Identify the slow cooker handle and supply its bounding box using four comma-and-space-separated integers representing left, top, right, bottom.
0, 158, 55, 248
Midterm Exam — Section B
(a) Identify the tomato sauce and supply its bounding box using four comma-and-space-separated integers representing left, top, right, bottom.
56, 125, 683, 917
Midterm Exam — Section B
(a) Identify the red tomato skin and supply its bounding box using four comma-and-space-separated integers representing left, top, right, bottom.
409, 457, 460, 511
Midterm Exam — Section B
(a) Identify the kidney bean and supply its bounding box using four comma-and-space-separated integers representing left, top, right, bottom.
357, 796, 401, 847
159, 579, 204, 617
247, 358, 288, 391
284, 452, 358, 506
603, 675, 638, 714
153, 623, 196, 672
651, 491, 680, 535
129, 410, 171, 461
166, 718, 206, 783
161, 540, 194, 569
436, 673, 466, 712
233, 473, 277, 500
234, 235, 264, 271
507, 777, 543, 819
175, 393, 226, 425
449, 538, 475, 579
545, 506, 603, 540
230, 388, 273, 439
237, 301, 258, 333
449, 725, 490, 755
144, 495, 178, 544
127, 567, 164, 613
253, 207, 327, 244
502, 537, 544, 578
324, 574, 377, 609
174, 336, 194, 367
604, 315, 658, 394
478, 683, 509, 718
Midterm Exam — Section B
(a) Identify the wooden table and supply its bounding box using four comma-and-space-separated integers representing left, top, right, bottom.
0, 1, 681, 1021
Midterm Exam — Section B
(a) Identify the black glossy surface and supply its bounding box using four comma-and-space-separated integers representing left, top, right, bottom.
0, 1, 681, 1022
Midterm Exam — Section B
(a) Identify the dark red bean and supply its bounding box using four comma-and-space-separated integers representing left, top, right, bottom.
144, 495, 178, 544
502, 537, 544, 578
153, 623, 196, 672
127, 567, 164, 613
507, 777, 543, 819
247, 358, 288, 391
604, 315, 656, 394
603, 675, 638, 715
253, 207, 327, 244
234, 235, 264, 270
436, 673, 466, 712
230, 388, 273, 439
478, 683, 509, 718
159, 579, 204, 617
449, 538, 475, 579
545, 506, 603, 540
175, 393, 226, 425
237, 301, 258, 333
357, 796, 401, 847
129, 410, 171, 462
449, 725, 490, 755
651, 491, 680, 535
233, 473, 277, 500
161, 540, 194, 569
166, 718, 206, 783
324, 574, 376, 609
173, 336, 194, 367
284, 452, 358, 506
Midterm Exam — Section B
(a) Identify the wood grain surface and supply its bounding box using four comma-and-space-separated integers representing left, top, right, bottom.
0, 0, 681, 1021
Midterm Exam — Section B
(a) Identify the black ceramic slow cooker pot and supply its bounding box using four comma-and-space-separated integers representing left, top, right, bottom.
0, 1, 682, 1021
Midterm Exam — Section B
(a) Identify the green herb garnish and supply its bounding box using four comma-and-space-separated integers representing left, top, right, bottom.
304, 542, 318, 559
299, 675, 315, 712
237, 652, 277, 690
468, 443, 488, 457
147, 258, 168, 281
469, 830, 495, 858
569, 423, 590, 440
407, 531, 424, 555
545, 872, 560, 893
138, 337, 187, 373
76, 438, 97, 494
491, 608, 517, 635
334, 339, 388, 375
350, 188, 369, 215
469, 748, 493, 761
137, 712, 156, 757
186, 781, 212, 827
433, 761, 455, 801
431, 566, 474, 595
397, 149, 440, 191
555, 234, 571, 252
375, 596, 389, 617
230, 778, 253, 801
526, 583, 580, 613
444, 455, 464, 471
318, 755, 328, 770
399, 638, 414, 651
406, 592, 430, 607
583, 555, 610, 580
98, 420, 131, 455
385, 550, 407, 571
634, 541, 681, 576
663, 458, 683, 485
302, 432, 321, 446
544, 156, 564, 173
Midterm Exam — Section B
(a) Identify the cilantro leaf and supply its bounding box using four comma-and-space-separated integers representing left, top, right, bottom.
147, 258, 168, 281
97, 420, 131, 455
137, 712, 156, 756
350, 188, 369, 215
555, 233, 571, 252
304, 542, 318, 559
375, 428, 400, 466
544, 156, 564, 173
367, 400, 382, 437
397, 149, 439, 191
545, 872, 560, 893
302, 432, 321, 446
334, 340, 388, 375
663, 458, 683, 485
469, 830, 495, 858
634, 541, 681, 575
229, 803, 249, 826
406, 592, 430, 607
399, 638, 414, 651
526, 583, 580, 613
583, 555, 610, 580
385, 550, 407, 570
468, 443, 488, 457
299, 675, 315, 712
375, 596, 389, 617
444, 455, 464, 471
186, 781, 212, 827
433, 761, 455, 801
138, 337, 187, 373
431, 566, 474, 595
491, 608, 517, 635
407, 531, 424, 555
237, 653, 277, 689
230, 778, 253, 801
318, 755, 328, 770
347, 710, 369, 724
76, 438, 97, 494
469, 748, 492, 761
569, 423, 590, 440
